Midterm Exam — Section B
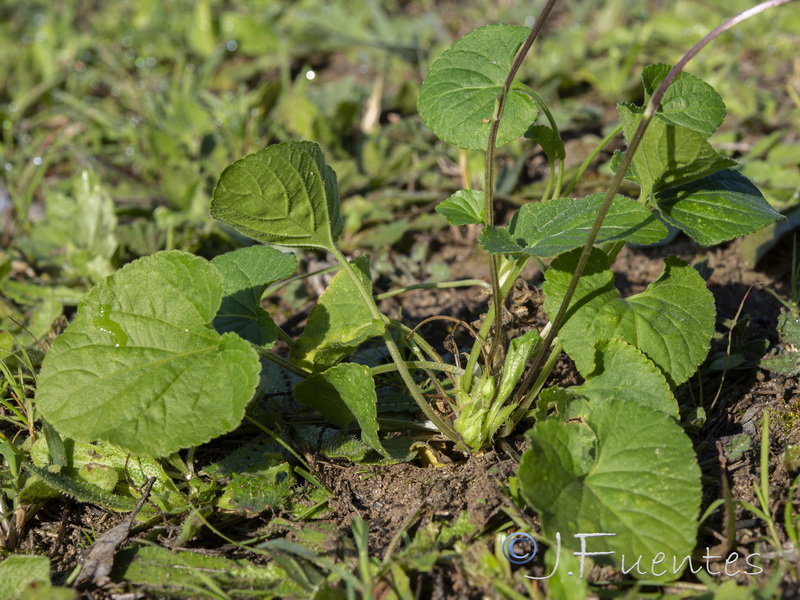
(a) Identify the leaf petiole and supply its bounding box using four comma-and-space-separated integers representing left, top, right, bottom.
327, 245, 464, 448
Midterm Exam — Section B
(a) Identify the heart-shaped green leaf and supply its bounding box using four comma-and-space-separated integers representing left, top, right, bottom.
642, 64, 726, 138
294, 363, 385, 456
292, 255, 384, 371
418, 24, 538, 151
618, 103, 736, 199
211, 141, 343, 250
553, 339, 677, 417
519, 399, 701, 580
543, 248, 715, 387
479, 194, 667, 257
654, 169, 784, 246
36, 251, 261, 457
211, 245, 297, 348
436, 190, 485, 226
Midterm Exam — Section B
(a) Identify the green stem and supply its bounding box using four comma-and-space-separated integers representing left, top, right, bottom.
605, 239, 626, 262
274, 326, 295, 349
386, 319, 444, 365
328, 246, 462, 445
562, 124, 623, 197
264, 263, 341, 295
541, 158, 555, 203
375, 279, 490, 301
371, 361, 465, 377
554, 156, 565, 200
253, 345, 311, 379
527, 87, 564, 201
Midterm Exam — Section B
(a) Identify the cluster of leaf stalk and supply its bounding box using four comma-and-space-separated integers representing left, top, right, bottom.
313, 0, 796, 452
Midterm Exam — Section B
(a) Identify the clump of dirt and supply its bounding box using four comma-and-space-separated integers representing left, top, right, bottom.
324, 450, 517, 550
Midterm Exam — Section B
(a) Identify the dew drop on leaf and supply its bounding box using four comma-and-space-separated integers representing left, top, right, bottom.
92, 304, 128, 348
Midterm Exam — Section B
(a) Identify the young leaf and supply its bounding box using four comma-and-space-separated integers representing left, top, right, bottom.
496, 329, 542, 404
543, 248, 715, 387
294, 363, 386, 456
479, 194, 667, 257
519, 399, 701, 580
211, 141, 343, 250
435, 190, 485, 226
211, 245, 297, 348
417, 24, 538, 151
618, 103, 736, 199
555, 339, 678, 417
292, 255, 384, 371
609, 149, 639, 183
36, 251, 261, 457
641, 64, 726, 138
654, 169, 784, 246
524, 124, 566, 161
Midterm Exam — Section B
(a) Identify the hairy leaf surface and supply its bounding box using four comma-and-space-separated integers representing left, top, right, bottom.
654, 169, 784, 246
418, 24, 538, 150
436, 190, 485, 226
479, 194, 667, 257
211, 141, 343, 250
37, 251, 261, 457
551, 339, 677, 416
642, 64, 726, 138
618, 103, 736, 199
543, 248, 715, 387
519, 400, 701, 580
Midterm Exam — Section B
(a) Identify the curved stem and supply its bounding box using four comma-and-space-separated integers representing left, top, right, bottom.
554, 157, 565, 200
527, 87, 564, 201
386, 319, 445, 365
504, 339, 562, 435
371, 361, 465, 377
375, 278, 490, 301
461, 256, 528, 393
253, 345, 311, 379
541, 158, 555, 203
